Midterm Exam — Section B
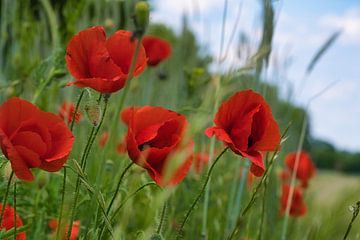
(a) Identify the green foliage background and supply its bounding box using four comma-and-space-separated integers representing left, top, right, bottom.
0, 0, 359, 239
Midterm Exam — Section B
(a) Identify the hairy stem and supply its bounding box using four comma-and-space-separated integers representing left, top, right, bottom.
106, 162, 134, 216
177, 148, 228, 239
281, 117, 307, 240
56, 167, 67, 240
67, 95, 109, 240
0, 171, 13, 225
343, 201, 360, 240
70, 89, 85, 131
157, 201, 167, 234
13, 180, 16, 240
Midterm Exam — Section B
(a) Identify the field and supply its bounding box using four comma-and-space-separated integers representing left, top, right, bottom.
0, 0, 359, 240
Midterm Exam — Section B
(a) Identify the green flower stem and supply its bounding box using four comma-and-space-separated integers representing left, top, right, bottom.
281, 118, 307, 240
107, 34, 144, 151
111, 182, 158, 222
257, 174, 269, 240
227, 125, 290, 240
224, 161, 242, 237
56, 167, 67, 240
229, 160, 249, 231
94, 35, 144, 238
177, 147, 228, 240
70, 89, 85, 131
55, 89, 84, 240
1, 225, 29, 239
105, 162, 134, 216
13, 180, 16, 240
99, 182, 158, 239
66, 126, 96, 240
82, 95, 109, 171
157, 201, 167, 234
343, 201, 360, 240
202, 0, 229, 232
0, 171, 13, 225
39, 0, 59, 48
31, 68, 55, 104
67, 95, 109, 240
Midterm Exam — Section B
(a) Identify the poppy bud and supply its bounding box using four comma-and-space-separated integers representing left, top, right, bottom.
134, 1, 149, 35
104, 18, 115, 29
84, 100, 101, 126
105, 160, 114, 172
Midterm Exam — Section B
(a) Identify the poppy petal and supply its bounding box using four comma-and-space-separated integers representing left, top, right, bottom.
11, 131, 47, 157
67, 76, 127, 93
40, 155, 68, 172
241, 150, 264, 177
0, 97, 39, 136
45, 122, 74, 162
205, 126, 233, 144
0, 130, 34, 181
253, 111, 281, 151
142, 36, 172, 66
106, 30, 147, 76
66, 26, 124, 80
14, 145, 41, 168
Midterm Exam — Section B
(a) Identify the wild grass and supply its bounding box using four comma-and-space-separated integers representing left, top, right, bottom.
0, 0, 358, 239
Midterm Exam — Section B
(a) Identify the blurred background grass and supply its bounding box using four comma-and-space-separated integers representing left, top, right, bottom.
0, 0, 359, 239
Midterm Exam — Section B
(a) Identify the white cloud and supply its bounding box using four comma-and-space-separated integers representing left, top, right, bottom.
319, 8, 360, 44
150, 0, 360, 151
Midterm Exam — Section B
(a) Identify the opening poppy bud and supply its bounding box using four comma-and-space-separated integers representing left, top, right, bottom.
134, 1, 149, 35
84, 101, 101, 126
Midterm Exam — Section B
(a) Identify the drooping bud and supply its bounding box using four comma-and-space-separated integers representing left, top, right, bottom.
134, 1, 150, 36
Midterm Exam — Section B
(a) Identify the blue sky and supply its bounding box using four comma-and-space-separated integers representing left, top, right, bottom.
151, 0, 360, 152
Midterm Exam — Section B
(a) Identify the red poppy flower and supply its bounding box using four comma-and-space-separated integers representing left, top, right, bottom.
66, 26, 147, 93
191, 153, 209, 174
0, 204, 26, 240
142, 36, 172, 66
99, 131, 109, 148
48, 219, 80, 240
280, 185, 306, 217
205, 90, 280, 177
279, 170, 291, 183
116, 136, 127, 154
285, 151, 316, 188
121, 106, 192, 186
58, 101, 82, 125
0, 97, 75, 181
